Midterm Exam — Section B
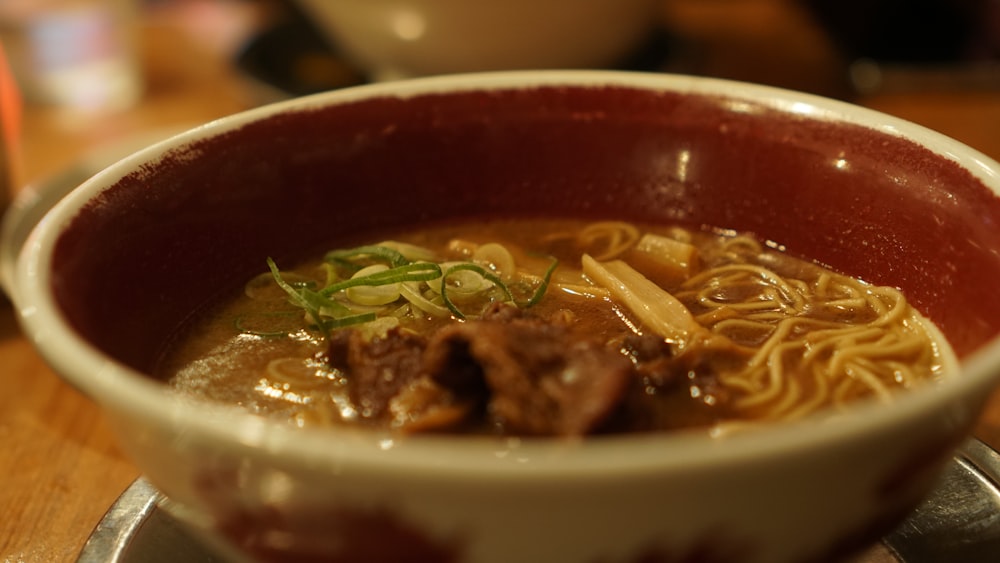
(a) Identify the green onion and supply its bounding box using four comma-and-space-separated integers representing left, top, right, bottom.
439, 257, 558, 319
400, 281, 452, 317
439, 262, 512, 320
269, 245, 558, 334
269, 257, 366, 337
325, 245, 410, 269
319, 262, 442, 297
345, 264, 401, 306
300, 287, 353, 317
268, 257, 324, 325
525, 256, 559, 307
318, 312, 378, 331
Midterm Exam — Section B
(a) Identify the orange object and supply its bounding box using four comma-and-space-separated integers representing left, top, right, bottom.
1, 40, 23, 193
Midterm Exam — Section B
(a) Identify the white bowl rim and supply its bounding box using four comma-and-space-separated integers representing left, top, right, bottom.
14, 69, 1000, 478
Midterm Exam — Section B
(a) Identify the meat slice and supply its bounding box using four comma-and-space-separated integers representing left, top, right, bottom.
328, 327, 427, 420
327, 305, 639, 435
423, 312, 634, 436
387, 377, 472, 433
621, 333, 683, 388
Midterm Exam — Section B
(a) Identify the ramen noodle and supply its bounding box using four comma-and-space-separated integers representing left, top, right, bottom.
158, 219, 951, 436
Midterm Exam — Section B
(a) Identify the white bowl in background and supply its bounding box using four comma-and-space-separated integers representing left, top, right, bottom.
293, 0, 662, 81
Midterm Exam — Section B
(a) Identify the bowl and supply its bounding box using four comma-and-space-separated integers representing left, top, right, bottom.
292, 0, 661, 81
12, 71, 1000, 562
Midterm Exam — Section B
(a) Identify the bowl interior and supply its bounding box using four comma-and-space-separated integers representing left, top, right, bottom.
47, 77, 1000, 383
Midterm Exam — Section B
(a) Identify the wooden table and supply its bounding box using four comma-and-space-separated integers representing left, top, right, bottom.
0, 15, 257, 563
2, 2, 999, 561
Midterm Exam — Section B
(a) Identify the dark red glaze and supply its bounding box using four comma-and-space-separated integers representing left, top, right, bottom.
217, 505, 463, 563
49, 84, 1000, 372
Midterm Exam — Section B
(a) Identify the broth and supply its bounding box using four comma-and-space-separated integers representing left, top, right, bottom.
158, 218, 950, 436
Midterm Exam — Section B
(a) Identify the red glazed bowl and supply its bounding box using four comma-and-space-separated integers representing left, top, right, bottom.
12, 71, 1000, 562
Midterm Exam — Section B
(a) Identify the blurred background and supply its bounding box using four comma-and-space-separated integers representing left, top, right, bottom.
1, 0, 997, 188
0, 0, 995, 182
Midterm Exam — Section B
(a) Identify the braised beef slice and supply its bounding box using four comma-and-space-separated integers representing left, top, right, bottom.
607, 334, 736, 432
327, 305, 652, 435
621, 333, 683, 389
328, 328, 428, 420
422, 316, 634, 436
326, 329, 352, 371
479, 300, 525, 323
387, 378, 472, 433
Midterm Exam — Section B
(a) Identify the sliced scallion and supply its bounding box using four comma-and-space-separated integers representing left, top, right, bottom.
319, 261, 442, 296
525, 256, 559, 307
400, 281, 452, 318
325, 245, 410, 269
439, 262, 514, 320
269, 243, 558, 334
345, 264, 402, 306
318, 312, 379, 331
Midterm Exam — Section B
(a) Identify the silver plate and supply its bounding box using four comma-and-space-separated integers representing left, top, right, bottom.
77, 439, 1000, 563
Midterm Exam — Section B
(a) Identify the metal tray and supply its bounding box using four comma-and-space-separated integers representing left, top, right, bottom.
77, 439, 1000, 563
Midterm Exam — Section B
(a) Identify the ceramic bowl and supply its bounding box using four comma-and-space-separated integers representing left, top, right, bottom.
12, 71, 1000, 563
292, 0, 661, 81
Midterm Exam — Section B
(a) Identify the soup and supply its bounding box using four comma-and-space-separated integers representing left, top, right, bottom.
158, 218, 951, 436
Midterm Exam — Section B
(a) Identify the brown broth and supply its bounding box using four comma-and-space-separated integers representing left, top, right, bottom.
157, 218, 947, 435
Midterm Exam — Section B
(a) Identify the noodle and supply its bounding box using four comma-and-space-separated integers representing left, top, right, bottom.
577, 221, 641, 260
162, 218, 950, 434
663, 236, 946, 421
780, 364, 831, 421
